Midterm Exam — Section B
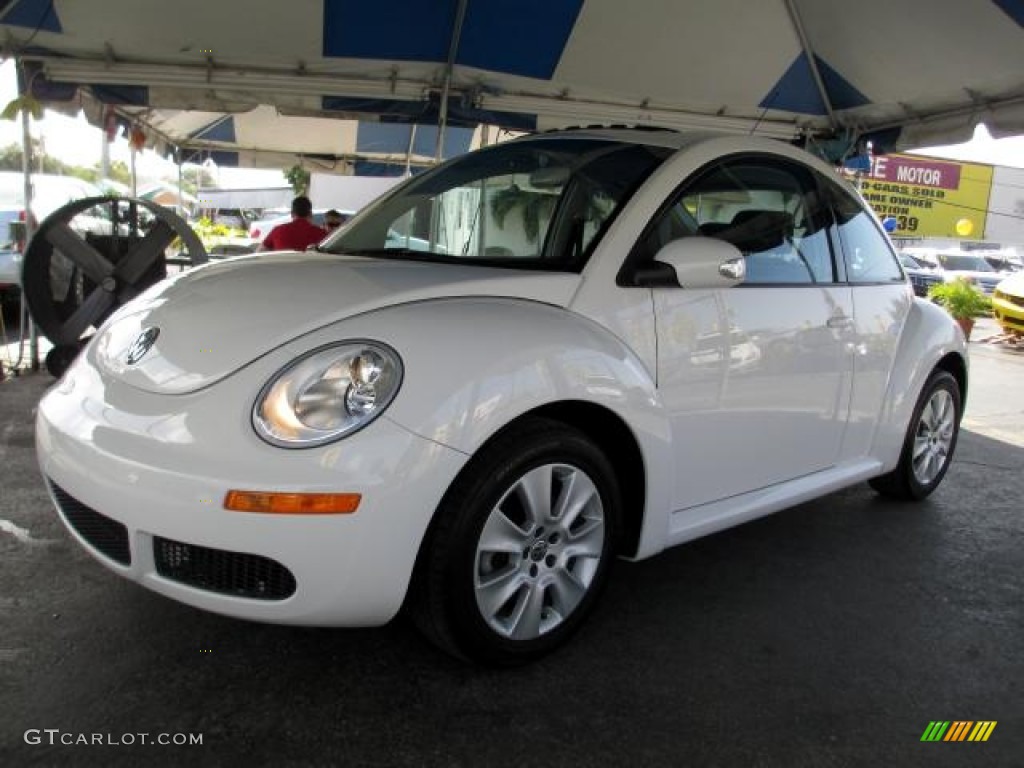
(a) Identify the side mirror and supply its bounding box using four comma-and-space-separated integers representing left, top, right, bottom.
652, 237, 746, 289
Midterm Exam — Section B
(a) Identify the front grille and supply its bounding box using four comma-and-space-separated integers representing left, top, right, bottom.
154, 537, 296, 600
995, 311, 1024, 331
48, 481, 131, 565
996, 291, 1024, 309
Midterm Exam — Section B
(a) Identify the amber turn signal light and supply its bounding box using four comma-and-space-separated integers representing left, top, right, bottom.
224, 490, 361, 514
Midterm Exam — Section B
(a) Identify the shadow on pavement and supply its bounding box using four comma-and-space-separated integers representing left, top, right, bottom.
1, 371, 1020, 767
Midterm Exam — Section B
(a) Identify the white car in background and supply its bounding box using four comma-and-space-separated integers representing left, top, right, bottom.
37, 129, 967, 664
925, 250, 1010, 294
0, 172, 109, 302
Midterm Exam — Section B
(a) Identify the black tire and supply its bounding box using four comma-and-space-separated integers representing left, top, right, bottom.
869, 369, 962, 501
409, 416, 621, 665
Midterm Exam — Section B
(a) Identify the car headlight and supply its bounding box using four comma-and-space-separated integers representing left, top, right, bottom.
253, 342, 402, 448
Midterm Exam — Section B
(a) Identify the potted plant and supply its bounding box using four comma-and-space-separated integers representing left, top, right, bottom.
927, 278, 991, 339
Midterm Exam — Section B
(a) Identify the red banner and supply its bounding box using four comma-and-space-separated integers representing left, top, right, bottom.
866, 156, 962, 191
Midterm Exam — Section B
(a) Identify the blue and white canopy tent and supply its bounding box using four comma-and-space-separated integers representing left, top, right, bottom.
2, 0, 1022, 165
1, 0, 1022, 372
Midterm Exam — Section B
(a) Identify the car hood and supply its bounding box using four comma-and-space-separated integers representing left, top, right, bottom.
996, 271, 1024, 296
92, 252, 581, 394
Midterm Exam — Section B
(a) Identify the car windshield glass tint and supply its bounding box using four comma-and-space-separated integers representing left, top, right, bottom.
322, 138, 671, 271
938, 254, 993, 272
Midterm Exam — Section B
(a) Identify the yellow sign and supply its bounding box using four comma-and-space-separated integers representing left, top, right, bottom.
857, 154, 994, 238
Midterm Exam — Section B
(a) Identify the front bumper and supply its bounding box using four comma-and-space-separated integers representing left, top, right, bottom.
36, 354, 468, 626
992, 291, 1024, 334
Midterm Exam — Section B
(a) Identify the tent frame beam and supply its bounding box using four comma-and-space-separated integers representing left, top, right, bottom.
435, 0, 469, 162
782, 0, 837, 130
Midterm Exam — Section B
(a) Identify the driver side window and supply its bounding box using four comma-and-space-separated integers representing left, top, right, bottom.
639, 156, 838, 285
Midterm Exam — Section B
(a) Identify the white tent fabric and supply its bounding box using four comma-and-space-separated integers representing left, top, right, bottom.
3, 0, 1023, 162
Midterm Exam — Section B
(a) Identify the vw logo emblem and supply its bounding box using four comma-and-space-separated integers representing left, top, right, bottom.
125, 327, 160, 365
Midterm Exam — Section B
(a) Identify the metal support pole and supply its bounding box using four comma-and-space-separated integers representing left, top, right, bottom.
19, 64, 39, 371
130, 145, 138, 197
100, 127, 111, 180
435, 0, 469, 163
404, 124, 417, 176
177, 147, 184, 216
783, 0, 837, 130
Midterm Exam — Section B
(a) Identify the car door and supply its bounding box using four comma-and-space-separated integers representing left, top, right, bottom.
642, 155, 855, 510
825, 180, 914, 460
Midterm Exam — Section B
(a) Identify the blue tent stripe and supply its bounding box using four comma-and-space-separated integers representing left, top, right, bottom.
191, 117, 237, 143
355, 123, 413, 154
3, 0, 62, 33
324, 0, 451, 63
456, 0, 582, 79
760, 53, 870, 115
353, 161, 409, 177
412, 125, 473, 158
322, 0, 582, 79
355, 122, 475, 160
992, 0, 1024, 25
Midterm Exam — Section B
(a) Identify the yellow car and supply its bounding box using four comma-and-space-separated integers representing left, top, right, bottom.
992, 272, 1024, 334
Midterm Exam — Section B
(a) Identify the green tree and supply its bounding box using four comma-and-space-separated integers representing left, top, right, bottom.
107, 160, 131, 186
284, 164, 310, 195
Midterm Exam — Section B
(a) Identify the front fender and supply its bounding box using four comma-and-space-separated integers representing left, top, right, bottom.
323, 297, 675, 559
872, 297, 968, 471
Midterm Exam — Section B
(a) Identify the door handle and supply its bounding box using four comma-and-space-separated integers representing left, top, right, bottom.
826, 315, 854, 329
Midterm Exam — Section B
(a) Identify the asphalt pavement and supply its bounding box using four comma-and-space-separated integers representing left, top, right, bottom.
1, 321, 1021, 767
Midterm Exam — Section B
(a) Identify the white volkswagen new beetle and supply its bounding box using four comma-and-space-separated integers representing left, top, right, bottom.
37, 129, 967, 664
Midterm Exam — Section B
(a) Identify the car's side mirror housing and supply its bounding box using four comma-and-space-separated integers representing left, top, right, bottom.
647, 237, 746, 289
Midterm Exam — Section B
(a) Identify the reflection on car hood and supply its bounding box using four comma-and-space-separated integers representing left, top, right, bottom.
92, 251, 580, 394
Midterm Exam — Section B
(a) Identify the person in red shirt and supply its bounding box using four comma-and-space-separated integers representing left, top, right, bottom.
260, 196, 327, 251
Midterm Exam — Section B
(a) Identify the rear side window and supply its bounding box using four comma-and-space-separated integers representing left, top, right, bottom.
829, 183, 904, 284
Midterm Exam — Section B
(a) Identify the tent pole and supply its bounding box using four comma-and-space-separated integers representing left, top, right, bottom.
405, 124, 417, 176
100, 127, 110, 179
130, 145, 138, 197
177, 146, 184, 216
435, 0, 469, 163
782, 0, 837, 130
18, 62, 39, 371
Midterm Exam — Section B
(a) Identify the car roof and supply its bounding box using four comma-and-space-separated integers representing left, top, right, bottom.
513, 126, 714, 151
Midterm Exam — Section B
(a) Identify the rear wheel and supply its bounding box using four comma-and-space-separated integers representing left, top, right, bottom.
410, 417, 620, 665
870, 370, 961, 501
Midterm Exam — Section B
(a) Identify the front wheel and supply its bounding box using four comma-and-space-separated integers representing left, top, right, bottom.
870, 369, 962, 501
410, 417, 620, 665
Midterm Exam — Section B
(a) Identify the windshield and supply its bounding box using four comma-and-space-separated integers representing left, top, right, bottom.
937, 253, 994, 272
898, 254, 923, 268
322, 138, 671, 270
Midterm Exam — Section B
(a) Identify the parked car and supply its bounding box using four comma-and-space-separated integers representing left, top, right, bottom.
980, 252, 1021, 273
898, 252, 941, 297
246, 207, 291, 241
931, 251, 1009, 294
992, 271, 1024, 335
0, 172, 110, 244
0, 172, 110, 302
37, 128, 967, 665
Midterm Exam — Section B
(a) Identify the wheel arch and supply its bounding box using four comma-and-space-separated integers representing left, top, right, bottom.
408, 400, 649, 592
872, 298, 969, 472
934, 350, 968, 415
526, 401, 647, 559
